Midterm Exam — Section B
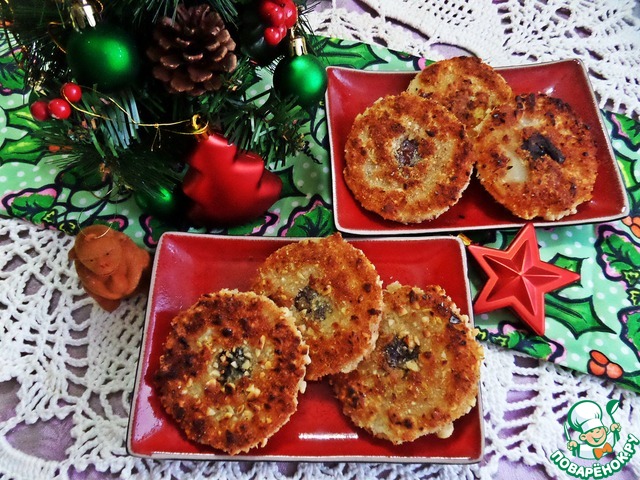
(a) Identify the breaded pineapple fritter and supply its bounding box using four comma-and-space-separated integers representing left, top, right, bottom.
252, 233, 383, 381
343, 92, 472, 224
407, 55, 513, 134
475, 93, 598, 220
155, 289, 309, 455
331, 282, 483, 444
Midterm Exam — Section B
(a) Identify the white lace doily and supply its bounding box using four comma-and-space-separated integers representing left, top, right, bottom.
2, 1, 640, 479
311, 0, 640, 119
1, 217, 639, 480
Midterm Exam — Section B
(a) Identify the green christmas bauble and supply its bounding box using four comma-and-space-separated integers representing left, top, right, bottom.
66, 24, 140, 91
134, 186, 181, 219
273, 54, 328, 107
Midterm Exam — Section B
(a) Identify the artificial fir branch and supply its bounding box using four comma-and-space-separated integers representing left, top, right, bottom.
1, 0, 69, 90
2, 0, 320, 197
295, 1, 322, 55
0, 34, 25, 87
108, 0, 243, 26
219, 92, 308, 166
39, 119, 185, 198
195, 54, 310, 165
108, 0, 181, 25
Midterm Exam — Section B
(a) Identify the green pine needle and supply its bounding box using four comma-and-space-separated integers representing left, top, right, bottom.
4, 0, 318, 194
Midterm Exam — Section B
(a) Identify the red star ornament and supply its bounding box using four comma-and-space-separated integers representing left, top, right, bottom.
467, 223, 580, 336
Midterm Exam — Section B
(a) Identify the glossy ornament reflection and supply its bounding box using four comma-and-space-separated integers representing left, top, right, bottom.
273, 34, 327, 107
66, 23, 140, 91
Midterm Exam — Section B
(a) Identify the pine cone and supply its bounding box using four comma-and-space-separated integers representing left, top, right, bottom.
147, 4, 237, 96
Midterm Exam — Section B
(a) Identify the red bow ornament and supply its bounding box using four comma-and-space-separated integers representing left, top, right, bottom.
182, 132, 282, 226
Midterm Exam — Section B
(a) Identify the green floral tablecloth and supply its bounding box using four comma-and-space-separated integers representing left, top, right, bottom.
2, 35, 640, 392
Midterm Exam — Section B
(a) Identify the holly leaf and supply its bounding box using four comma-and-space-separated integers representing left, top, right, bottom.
620, 308, 640, 360
596, 225, 640, 282
544, 252, 614, 338
226, 211, 280, 236
308, 106, 328, 154
279, 195, 334, 237
506, 330, 554, 359
0, 46, 26, 90
628, 288, 640, 306
476, 321, 564, 361
0, 98, 28, 148
2, 187, 59, 225
615, 151, 640, 207
609, 112, 640, 151
496, 321, 567, 361
277, 165, 306, 198
614, 374, 640, 394
317, 38, 391, 70
549, 252, 583, 274
139, 214, 174, 248
0, 91, 45, 165
546, 294, 614, 338
0, 134, 45, 164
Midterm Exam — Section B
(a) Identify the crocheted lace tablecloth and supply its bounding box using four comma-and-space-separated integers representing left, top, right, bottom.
2, 1, 640, 479
2, 220, 640, 479
313, 0, 640, 119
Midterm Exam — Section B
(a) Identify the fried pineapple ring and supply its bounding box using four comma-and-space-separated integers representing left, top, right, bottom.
475, 93, 598, 220
155, 289, 309, 455
344, 92, 472, 224
331, 283, 483, 444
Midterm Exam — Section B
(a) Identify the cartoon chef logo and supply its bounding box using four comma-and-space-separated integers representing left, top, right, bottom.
550, 398, 638, 479
565, 399, 621, 460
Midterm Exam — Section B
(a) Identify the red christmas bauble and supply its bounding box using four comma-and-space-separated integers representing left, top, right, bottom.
48, 98, 72, 120
30, 100, 51, 121
61, 82, 83, 103
182, 132, 282, 226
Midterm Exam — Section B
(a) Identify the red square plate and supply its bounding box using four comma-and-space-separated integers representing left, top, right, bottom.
326, 59, 629, 235
127, 233, 484, 462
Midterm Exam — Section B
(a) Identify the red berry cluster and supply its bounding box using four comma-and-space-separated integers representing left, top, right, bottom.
258, 0, 298, 46
30, 82, 83, 121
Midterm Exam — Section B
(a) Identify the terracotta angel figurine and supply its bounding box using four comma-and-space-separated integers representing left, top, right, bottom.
69, 225, 151, 312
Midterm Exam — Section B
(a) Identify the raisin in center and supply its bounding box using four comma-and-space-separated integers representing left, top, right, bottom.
294, 285, 332, 321
522, 132, 565, 163
384, 336, 419, 369
218, 347, 251, 384
395, 138, 420, 167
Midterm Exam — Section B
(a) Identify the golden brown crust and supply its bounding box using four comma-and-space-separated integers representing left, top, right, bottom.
251, 233, 383, 381
155, 289, 309, 455
406, 56, 513, 134
330, 282, 483, 444
343, 92, 472, 224
475, 93, 599, 220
